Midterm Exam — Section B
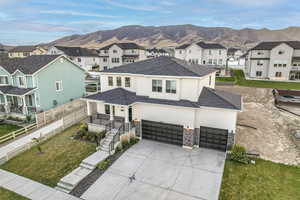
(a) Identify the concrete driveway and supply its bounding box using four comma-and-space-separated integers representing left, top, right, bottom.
81, 140, 226, 200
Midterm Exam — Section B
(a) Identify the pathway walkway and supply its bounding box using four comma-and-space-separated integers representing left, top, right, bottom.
0, 120, 63, 164
0, 169, 80, 200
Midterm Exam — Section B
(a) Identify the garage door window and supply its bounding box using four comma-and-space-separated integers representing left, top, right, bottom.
166, 80, 176, 94
152, 80, 162, 92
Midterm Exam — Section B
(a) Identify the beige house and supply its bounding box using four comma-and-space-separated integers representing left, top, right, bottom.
8, 46, 47, 58
246, 41, 300, 81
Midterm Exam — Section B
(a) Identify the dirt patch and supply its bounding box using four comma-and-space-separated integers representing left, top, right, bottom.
217, 85, 300, 165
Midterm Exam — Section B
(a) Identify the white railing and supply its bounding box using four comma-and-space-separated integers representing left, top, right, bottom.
0, 123, 37, 144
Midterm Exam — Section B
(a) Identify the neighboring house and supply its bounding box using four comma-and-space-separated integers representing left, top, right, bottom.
0, 48, 7, 54
146, 48, 170, 58
227, 48, 246, 70
97, 43, 147, 70
0, 55, 85, 118
174, 42, 228, 76
83, 56, 242, 151
8, 46, 47, 58
245, 41, 300, 81
47, 46, 100, 71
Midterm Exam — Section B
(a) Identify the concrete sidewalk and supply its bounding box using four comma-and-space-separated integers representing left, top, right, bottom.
0, 120, 63, 164
0, 169, 80, 200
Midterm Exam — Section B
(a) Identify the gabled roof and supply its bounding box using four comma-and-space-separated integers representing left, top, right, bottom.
99, 43, 144, 50
196, 42, 226, 49
252, 41, 300, 50
175, 44, 191, 49
0, 86, 35, 96
54, 46, 99, 57
0, 55, 60, 74
198, 87, 242, 110
101, 56, 216, 77
9, 46, 37, 53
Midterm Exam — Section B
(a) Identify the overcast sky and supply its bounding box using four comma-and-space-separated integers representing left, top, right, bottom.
0, 0, 298, 45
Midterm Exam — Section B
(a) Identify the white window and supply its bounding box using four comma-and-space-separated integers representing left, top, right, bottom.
209, 50, 212, 55
219, 50, 222, 55
152, 80, 162, 92
0, 76, 8, 85
213, 59, 217, 65
125, 77, 131, 87
55, 81, 63, 91
166, 80, 176, 94
218, 59, 223, 65
18, 76, 26, 87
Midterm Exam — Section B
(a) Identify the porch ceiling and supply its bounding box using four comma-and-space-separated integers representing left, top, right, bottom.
0, 86, 36, 96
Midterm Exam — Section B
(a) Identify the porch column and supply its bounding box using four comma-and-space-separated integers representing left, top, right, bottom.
3, 94, 9, 113
87, 101, 92, 116
109, 104, 114, 120
22, 96, 28, 115
124, 106, 130, 133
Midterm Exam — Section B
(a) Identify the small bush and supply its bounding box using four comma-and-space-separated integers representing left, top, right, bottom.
80, 123, 88, 132
97, 160, 111, 170
115, 144, 123, 153
129, 136, 139, 145
230, 145, 250, 164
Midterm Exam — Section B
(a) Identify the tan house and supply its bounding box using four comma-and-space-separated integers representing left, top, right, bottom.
8, 46, 47, 58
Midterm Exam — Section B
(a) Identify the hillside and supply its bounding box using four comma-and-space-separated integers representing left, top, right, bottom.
46, 25, 300, 49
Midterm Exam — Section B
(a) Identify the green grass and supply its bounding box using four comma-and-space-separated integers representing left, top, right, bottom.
0, 124, 96, 187
0, 187, 29, 200
219, 70, 300, 89
0, 123, 22, 138
220, 159, 300, 200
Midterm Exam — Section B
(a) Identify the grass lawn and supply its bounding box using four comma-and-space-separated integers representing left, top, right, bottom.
233, 70, 300, 90
220, 159, 300, 200
216, 77, 236, 83
0, 124, 96, 187
0, 187, 29, 200
0, 123, 22, 138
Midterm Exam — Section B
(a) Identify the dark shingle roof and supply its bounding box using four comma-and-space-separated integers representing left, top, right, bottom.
0, 55, 60, 74
198, 87, 242, 110
54, 46, 99, 57
0, 86, 35, 96
196, 42, 226, 49
252, 41, 300, 50
175, 44, 191, 49
85, 88, 199, 108
9, 46, 37, 53
99, 43, 144, 50
101, 56, 216, 77
147, 48, 167, 53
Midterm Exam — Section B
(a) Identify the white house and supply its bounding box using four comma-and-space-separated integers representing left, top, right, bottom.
227, 48, 246, 70
174, 42, 228, 76
146, 48, 170, 58
47, 46, 100, 71
97, 43, 147, 70
245, 41, 300, 81
83, 56, 242, 151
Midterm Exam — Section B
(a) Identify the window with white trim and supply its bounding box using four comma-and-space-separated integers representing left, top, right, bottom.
0, 76, 8, 85
55, 81, 63, 91
18, 76, 25, 87
166, 80, 176, 94
152, 80, 162, 92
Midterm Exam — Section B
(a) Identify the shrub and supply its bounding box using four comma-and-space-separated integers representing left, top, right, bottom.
115, 144, 123, 153
97, 160, 110, 171
80, 123, 88, 132
129, 136, 139, 145
230, 145, 250, 164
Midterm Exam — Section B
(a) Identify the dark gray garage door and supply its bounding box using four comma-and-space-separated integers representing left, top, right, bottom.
199, 126, 228, 151
142, 120, 183, 145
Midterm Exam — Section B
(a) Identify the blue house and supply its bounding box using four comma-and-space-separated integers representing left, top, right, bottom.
0, 55, 85, 118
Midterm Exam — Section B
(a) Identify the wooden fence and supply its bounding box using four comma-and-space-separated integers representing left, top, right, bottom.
0, 123, 37, 144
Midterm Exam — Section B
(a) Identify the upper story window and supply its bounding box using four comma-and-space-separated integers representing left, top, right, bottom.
18, 76, 25, 87
112, 58, 120, 63
257, 60, 264, 66
219, 50, 222, 55
209, 50, 212, 55
179, 50, 182, 54
0, 76, 8, 85
113, 50, 118, 54
125, 77, 131, 87
103, 57, 108, 62
116, 77, 122, 87
278, 50, 284, 55
131, 50, 135, 53
152, 80, 162, 92
166, 80, 176, 94
213, 59, 217, 65
104, 50, 108, 54
108, 77, 113, 86
257, 52, 263, 55
55, 81, 63, 91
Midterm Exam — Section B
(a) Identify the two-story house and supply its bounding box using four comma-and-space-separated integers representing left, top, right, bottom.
174, 42, 227, 76
0, 55, 85, 118
245, 41, 300, 81
83, 56, 242, 151
47, 46, 101, 71
97, 43, 147, 70
8, 46, 47, 58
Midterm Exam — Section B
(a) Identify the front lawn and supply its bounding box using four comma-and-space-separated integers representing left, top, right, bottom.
0, 187, 29, 200
0, 123, 22, 138
220, 159, 300, 200
216, 77, 236, 83
0, 124, 96, 187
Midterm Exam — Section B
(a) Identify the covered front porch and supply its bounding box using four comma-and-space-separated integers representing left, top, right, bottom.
0, 86, 37, 116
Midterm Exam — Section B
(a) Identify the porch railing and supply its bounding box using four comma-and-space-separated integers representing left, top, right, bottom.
109, 123, 124, 155
9, 105, 23, 114
0, 104, 5, 113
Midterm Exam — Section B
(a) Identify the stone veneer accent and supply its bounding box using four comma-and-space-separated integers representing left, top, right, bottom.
183, 128, 194, 147
227, 131, 235, 150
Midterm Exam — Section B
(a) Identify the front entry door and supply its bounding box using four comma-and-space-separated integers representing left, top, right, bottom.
128, 106, 132, 122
